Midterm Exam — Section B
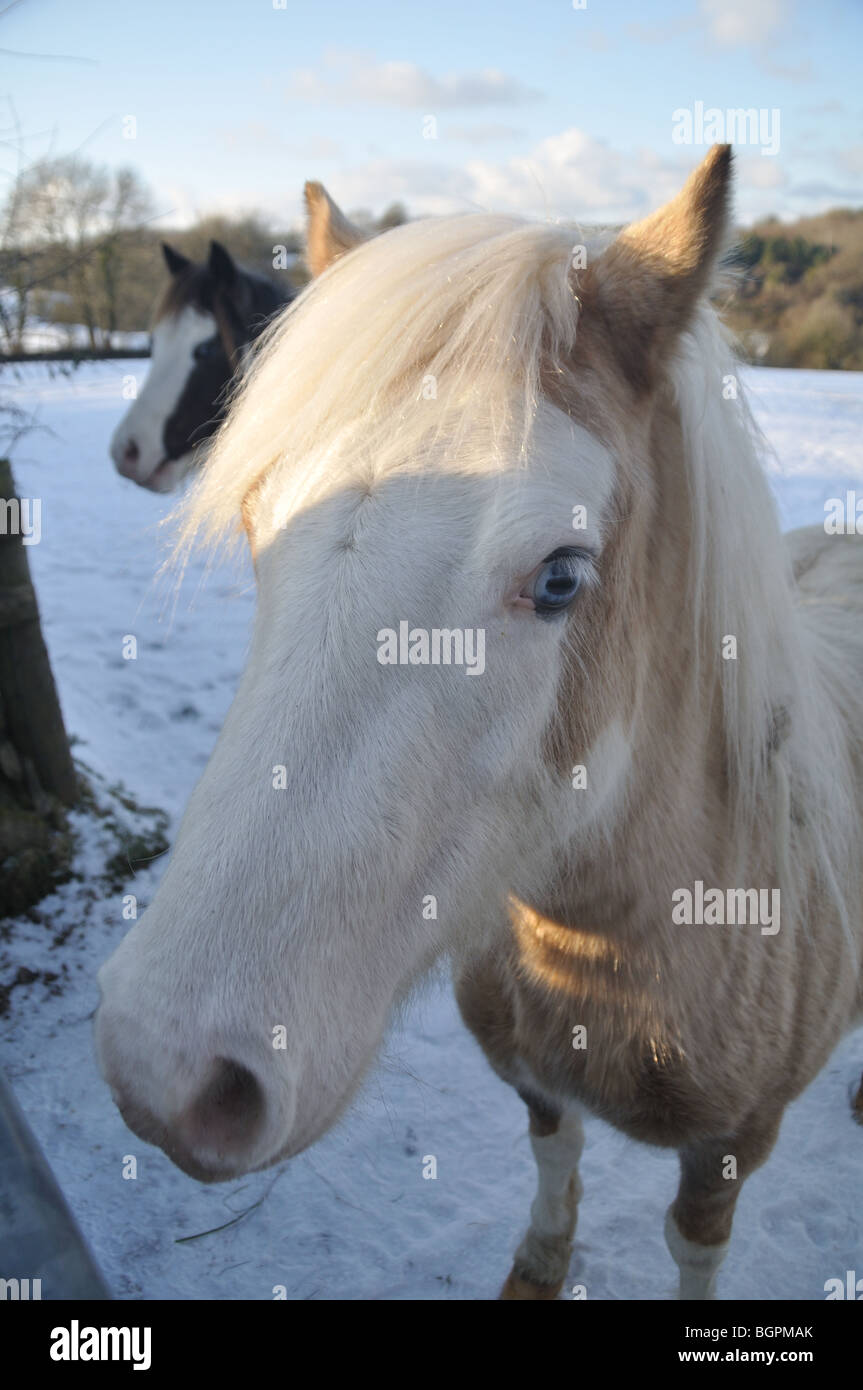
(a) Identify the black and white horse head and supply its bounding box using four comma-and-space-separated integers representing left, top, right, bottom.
110, 240, 293, 492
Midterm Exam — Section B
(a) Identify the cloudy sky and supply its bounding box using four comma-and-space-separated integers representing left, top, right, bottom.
3, 0, 861, 229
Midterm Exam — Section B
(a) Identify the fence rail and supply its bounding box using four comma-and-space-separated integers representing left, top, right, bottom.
1, 348, 150, 364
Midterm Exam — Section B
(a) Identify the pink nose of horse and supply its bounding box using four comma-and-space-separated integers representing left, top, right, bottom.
112, 1055, 270, 1182
96, 993, 295, 1182
180, 1058, 268, 1174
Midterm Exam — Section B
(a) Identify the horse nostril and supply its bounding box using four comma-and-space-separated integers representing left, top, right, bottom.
123, 440, 140, 466
181, 1058, 266, 1164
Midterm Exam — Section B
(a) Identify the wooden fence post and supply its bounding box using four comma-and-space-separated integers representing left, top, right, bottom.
0, 457, 77, 916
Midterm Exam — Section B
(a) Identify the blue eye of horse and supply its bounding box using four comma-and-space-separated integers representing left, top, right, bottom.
532, 548, 583, 618
193, 337, 219, 362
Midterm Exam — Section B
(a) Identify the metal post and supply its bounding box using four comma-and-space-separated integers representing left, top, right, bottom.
0, 1068, 110, 1299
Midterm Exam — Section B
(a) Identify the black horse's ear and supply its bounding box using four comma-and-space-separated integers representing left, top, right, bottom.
208, 240, 237, 288
162, 242, 191, 276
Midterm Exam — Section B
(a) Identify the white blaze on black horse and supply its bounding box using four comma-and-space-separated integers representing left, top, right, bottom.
109, 240, 292, 492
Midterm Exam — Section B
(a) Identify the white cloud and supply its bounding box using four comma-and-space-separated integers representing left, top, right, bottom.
298, 133, 846, 229
219, 123, 342, 161
463, 130, 684, 223
786, 179, 863, 206
699, 0, 790, 48
157, 131, 856, 235
320, 132, 689, 225
837, 146, 863, 177
304, 158, 474, 219
736, 155, 788, 190
286, 50, 542, 109
796, 101, 846, 117
443, 123, 525, 144
626, 17, 696, 45
759, 55, 812, 80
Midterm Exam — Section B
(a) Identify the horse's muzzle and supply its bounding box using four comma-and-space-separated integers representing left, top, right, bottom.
94, 983, 297, 1183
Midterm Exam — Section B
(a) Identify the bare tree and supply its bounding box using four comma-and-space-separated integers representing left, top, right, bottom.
1, 155, 153, 349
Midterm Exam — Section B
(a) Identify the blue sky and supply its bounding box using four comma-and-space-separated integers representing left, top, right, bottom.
3, 0, 861, 229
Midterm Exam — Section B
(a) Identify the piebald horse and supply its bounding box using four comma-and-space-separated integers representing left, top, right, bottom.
96, 149, 863, 1299
110, 239, 292, 492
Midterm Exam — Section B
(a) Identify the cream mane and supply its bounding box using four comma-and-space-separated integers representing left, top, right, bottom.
174, 213, 597, 555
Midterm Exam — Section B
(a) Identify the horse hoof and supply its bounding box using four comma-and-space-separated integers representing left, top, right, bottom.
499, 1269, 564, 1300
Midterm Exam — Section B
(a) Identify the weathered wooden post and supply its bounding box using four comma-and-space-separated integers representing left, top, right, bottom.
0, 457, 77, 917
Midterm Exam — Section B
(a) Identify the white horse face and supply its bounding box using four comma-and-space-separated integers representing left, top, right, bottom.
95, 403, 619, 1180
109, 306, 220, 492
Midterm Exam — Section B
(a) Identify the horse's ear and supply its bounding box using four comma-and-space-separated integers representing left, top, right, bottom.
162, 242, 191, 277
576, 145, 733, 392
208, 240, 238, 288
304, 181, 367, 277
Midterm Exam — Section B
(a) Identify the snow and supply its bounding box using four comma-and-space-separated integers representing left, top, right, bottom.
17, 325, 150, 353
1, 359, 861, 1301
0, 299, 150, 353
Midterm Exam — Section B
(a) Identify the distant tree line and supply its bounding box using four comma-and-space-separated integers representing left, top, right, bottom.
2, 153, 861, 370
0, 154, 406, 354
721, 209, 863, 370
733, 232, 835, 285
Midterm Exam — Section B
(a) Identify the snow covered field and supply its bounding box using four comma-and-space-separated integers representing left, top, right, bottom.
1, 360, 862, 1301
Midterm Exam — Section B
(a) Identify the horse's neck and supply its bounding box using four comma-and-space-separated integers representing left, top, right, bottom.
246, 275, 293, 338
512, 373, 863, 1070
231, 274, 292, 354
555, 388, 790, 945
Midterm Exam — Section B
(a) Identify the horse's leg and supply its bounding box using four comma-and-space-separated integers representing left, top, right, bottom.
666, 1111, 783, 1300
853, 1072, 863, 1125
454, 951, 584, 1301
500, 1096, 584, 1301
